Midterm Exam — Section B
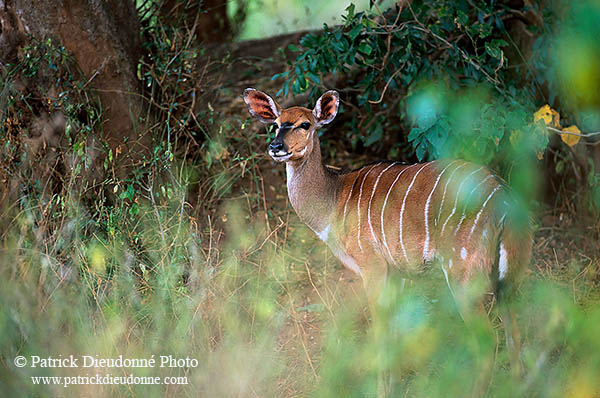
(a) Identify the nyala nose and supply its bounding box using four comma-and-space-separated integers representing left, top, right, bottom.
269, 141, 284, 152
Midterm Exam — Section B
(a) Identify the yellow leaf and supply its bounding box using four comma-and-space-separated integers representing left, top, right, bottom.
534, 105, 561, 128
534, 104, 554, 125
537, 150, 544, 160
550, 109, 561, 128
561, 125, 581, 147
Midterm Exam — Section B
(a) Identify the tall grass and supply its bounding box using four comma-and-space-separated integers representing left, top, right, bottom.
1, 148, 599, 397
0, 162, 287, 396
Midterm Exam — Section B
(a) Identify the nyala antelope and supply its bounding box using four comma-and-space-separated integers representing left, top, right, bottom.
243, 88, 532, 375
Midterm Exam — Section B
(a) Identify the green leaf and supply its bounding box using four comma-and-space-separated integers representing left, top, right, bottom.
357, 43, 373, 55
408, 127, 424, 142
307, 72, 321, 84
484, 42, 501, 59
416, 142, 426, 161
478, 23, 492, 39
456, 10, 468, 27
364, 123, 383, 147
271, 71, 289, 80
345, 3, 355, 20
349, 24, 362, 41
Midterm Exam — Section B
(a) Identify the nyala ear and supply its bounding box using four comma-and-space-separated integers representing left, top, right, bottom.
313, 90, 339, 126
243, 88, 281, 123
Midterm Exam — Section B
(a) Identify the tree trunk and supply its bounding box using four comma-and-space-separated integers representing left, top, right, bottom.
5, 0, 149, 174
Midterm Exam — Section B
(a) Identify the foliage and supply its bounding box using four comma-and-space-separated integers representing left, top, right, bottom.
547, 0, 600, 214
278, 1, 541, 162
1, 38, 101, 160
0, 185, 287, 397
405, 83, 549, 165
315, 275, 600, 398
0, 37, 106, 241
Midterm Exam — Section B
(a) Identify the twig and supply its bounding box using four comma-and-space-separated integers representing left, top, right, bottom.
372, 4, 405, 71
369, 65, 405, 104
547, 125, 600, 138
407, 3, 502, 89
82, 56, 112, 88
304, 261, 335, 320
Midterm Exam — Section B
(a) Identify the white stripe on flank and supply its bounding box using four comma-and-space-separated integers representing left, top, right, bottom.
435, 162, 467, 226
399, 163, 431, 263
342, 169, 365, 229
423, 160, 459, 260
498, 242, 508, 280
381, 164, 416, 262
357, 163, 381, 251
440, 167, 484, 234
453, 174, 495, 235
468, 184, 501, 240
368, 162, 397, 248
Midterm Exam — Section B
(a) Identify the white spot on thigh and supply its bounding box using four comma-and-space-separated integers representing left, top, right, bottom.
482, 229, 488, 239
460, 247, 467, 260
316, 224, 330, 242
448, 259, 453, 269
499, 242, 508, 280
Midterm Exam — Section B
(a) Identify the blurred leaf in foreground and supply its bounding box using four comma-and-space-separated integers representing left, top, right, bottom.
560, 125, 582, 147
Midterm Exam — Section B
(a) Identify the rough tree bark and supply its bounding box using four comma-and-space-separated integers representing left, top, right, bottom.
2, 0, 149, 175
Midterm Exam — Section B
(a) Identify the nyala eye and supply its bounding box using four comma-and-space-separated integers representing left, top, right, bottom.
300, 122, 311, 130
